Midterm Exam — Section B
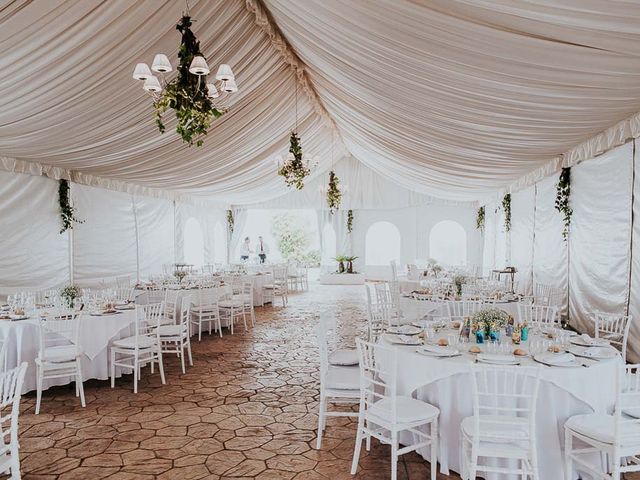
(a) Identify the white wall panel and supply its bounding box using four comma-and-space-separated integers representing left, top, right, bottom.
135, 196, 174, 280
569, 143, 632, 332
627, 140, 640, 362
0, 171, 69, 296
73, 185, 137, 287
510, 186, 535, 294
533, 175, 568, 315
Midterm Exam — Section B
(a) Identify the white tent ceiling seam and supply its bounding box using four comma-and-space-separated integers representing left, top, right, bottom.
0, 156, 228, 210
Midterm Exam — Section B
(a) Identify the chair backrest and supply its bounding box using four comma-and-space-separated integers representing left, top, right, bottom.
0, 362, 28, 472
373, 283, 395, 327
196, 288, 219, 309
38, 313, 81, 359
469, 364, 541, 443
179, 295, 191, 330
315, 321, 330, 385
517, 304, 558, 327
0, 339, 7, 373
365, 285, 385, 341
241, 281, 253, 303
355, 338, 399, 423
132, 302, 164, 347
447, 300, 483, 320
594, 312, 632, 361
615, 364, 640, 447
390, 260, 398, 282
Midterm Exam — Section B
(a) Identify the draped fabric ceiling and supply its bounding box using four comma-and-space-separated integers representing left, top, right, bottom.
1, 0, 640, 205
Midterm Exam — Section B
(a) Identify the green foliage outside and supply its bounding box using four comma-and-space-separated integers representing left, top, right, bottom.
271, 213, 320, 265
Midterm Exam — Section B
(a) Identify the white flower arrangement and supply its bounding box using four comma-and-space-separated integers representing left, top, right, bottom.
471, 307, 509, 333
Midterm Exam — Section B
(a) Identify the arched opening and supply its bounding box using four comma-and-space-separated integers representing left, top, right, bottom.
321, 223, 336, 265
365, 221, 401, 265
429, 220, 467, 266
213, 221, 226, 264
184, 217, 204, 267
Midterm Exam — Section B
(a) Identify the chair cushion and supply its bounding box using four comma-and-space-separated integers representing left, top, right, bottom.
157, 325, 187, 337
329, 349, 359, 366
325, 365, 360, 390
461, 415, 529, 442
263, 284, 275, 289
218, 300, 243, 308
369, 396, 439, 424
112, 335, 157, 349
39, 345, 79, 362
566, 413, 640, 447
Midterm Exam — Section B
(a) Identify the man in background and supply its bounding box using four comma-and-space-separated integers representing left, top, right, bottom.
257, 236, 269, 263
240, 237, 252, 261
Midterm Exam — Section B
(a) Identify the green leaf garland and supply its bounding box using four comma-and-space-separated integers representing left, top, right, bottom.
502, 193, 511, 232
476, 206, 485, 231
555, 167, 572, 241
346, 209, 354, 233
326, 170, 342, 214
58, 179, 83, 234
226, 209, 234, 235
278, 132, 310, 189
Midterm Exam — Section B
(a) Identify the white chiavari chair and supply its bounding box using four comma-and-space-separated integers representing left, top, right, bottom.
240, 281, 255, 327
351, 339, 439, 480
218, 289, 246, 334
592, 312, 632, 362
0, 363, 27, 479
447, 300, 483, 323
315, 322, 359, 449
318, 313, 358, 367
263, 264, 288, 307
365, 285, 386, 342
564, 364, 640, 480
110, 303, 166, 393
162, 289, 179, 325
35, 313, 85, 414
0, 340, 7, 373
158, 295, 193, 374
517, 304, 558, 329
461, 364, 542, 480
373, 282, 398, 327
190, 288, 222, 340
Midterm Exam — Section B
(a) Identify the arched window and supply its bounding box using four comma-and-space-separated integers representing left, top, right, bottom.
213, 221, 226, 264
184, 217, 204, 267
321, 223, 336, 265
365, 221, 401, 265
429, 220, 467, 266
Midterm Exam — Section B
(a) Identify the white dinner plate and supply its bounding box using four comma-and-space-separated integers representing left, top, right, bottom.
570, 337, 609, 347
416, 345, 460, 357
476, 353, 519, 365
385, 334, 422, 346
533, 353, 582, 368
568, 346, 618, 360
387, 325, 422, 336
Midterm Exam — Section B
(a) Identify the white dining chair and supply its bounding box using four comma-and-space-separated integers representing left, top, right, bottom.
240, 281, 255, 327
351, 338, 439, 480
461, 364, 542, 480
373, 282, 399, 327
0, 339, 7, 373
592, 312, 632, 362
447, 300, 483, 323
263, 265, 288, 307
517, 304, 558, 329
35, 313, 85, 414
0, 362, 27, 479
564, 364, 640, 480
318, 313, 359, 367
365, 285, 385, 341
159, 295, 193, 374
315, 323, 360, 450
190, 288, 221, 340
218, 289, 246, 334
110, 303, 166, 393
162, 289, 179, 325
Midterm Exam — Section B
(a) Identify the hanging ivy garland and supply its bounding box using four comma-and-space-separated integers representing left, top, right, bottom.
326, 170, 342, 214
555, 167, 572, 241
278, 131, 310, 190
346, 209, 354, 233
226, 209, 234, 235
153, 16, 224, 147
58, 179, 83, 234
476, 206, 485, 231
502, 193, 511, 232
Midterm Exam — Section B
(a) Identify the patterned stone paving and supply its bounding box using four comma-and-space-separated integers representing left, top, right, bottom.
12, 284, 640, 479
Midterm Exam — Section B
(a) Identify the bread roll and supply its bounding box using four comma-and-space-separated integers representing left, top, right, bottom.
513, 348, 527, 356
437, 338, 449, 347
469, 346, 481, 354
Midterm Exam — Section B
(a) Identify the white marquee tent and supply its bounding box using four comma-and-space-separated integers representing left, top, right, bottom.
2, 0, 640, 358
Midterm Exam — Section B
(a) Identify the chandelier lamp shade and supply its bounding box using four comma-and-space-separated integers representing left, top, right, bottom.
132, 15, 238, 146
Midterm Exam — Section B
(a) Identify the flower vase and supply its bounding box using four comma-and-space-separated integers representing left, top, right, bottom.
338, 262, 345, 273
475, 330, 484, 344
489, 330, 499, 342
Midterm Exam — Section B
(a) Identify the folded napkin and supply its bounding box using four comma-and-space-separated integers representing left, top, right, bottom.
477, 353, 517, 363
390, 325, 420, 335
397, 335, 420, 344
420, 343, 458, 355
537, 352, 576, 365
579, 333, 608, 346
581, 347, 614, 358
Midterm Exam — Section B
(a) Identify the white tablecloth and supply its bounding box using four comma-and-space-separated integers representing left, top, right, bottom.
0, 310, 137, 393
380, 333, 619, 480
221, 273, 273, 306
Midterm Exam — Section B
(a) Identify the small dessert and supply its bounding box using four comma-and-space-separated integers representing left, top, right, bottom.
451, 321, 461, 330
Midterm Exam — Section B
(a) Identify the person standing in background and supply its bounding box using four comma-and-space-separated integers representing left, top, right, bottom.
240, 237, 252, 261
257, 236, 269, 263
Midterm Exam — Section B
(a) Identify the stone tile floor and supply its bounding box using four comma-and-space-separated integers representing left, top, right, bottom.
12, 284, 640, 479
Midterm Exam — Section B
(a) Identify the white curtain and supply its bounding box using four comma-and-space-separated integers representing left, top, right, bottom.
0, 171, 69, 296
532, 175, 568, 315
569, 143, 633, 332
626, 140, 640, 362
510, 186, 535, 294
481, 203, 497, 275
134, 196, 174, 280
228, 208, 248, 263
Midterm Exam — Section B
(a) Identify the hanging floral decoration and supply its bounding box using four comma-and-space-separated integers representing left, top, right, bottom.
502, 193, 511, 232
326, 170, 342, 214
347, 209, 354, 233
153, 16, 225, 147
555, 167, 572, 240
226, 209, 234, 235
277, 131, 312, 190
58, 179, 83, 234
476, 206, 485, 231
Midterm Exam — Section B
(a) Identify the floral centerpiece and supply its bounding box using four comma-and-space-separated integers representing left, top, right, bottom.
60, 285, 81, 308
470, 308, 510, 341
174, 270, 188, 283
453, 274, 467, 296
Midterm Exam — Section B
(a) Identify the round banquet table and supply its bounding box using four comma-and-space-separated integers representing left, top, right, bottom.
379, 331, 620, 480
399, 296, 521, 323
0, 309, 137, 393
